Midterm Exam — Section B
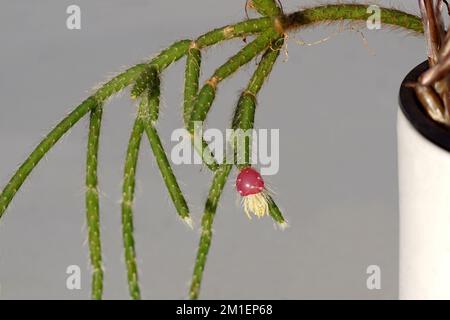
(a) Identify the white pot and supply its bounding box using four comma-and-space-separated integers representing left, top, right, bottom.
398, 61, 450, 299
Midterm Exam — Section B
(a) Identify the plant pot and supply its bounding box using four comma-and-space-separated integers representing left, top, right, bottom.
398, 61, 450, 299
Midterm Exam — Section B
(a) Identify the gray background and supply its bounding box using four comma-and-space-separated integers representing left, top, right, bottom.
0, 0, 424, 299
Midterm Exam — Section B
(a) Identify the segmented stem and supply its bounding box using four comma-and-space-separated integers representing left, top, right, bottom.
0, 39, 186, 220
247, 37, 284, 95
187, 35, 287, 298
214, 28, 280, 81
189, 164, 232, 300
184, 46, 202, 126
195, 17, 272, 48
121, 118, 144, 300
232, 37, 284, 168
284, 4, 423, 33
233, 37, 286, 224
188, 38, 286, 299
183, 17, 278, 171
0, 16, 274, 220
85, 102, 104, 300
189, 28, 280, 130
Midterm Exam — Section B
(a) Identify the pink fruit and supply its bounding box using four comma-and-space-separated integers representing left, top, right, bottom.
236, 167, 265, 197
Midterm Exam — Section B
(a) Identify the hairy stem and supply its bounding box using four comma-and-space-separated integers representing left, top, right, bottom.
189, 28, 281, 133
183, 44, 221, 172
138, 92, 191, 222
131, 65, 160, 102
189, 37, 287, 299
187, 28, 282, 174
247, 38, 284, 94
284, 4, 423, 33
184, 46, 202, 126
189, 18, 276, 169
189, 39, 286, 299
195, 17, 272, 48
189, 164, 232, 300
144, 124, 191, 223
251, 0, 282, 17
0, 96, 95, 219
233, 38, 287, 227
85, 103, 104, 300
232, 37, 284, 169
0, 17, 272, 221
121, 118, 145, 300
0, 48, 174, 220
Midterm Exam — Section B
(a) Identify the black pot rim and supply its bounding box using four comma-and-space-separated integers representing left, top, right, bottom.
399, 60, 450, 152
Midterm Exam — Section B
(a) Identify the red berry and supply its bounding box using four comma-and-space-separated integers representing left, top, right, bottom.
236, 167, 265, 196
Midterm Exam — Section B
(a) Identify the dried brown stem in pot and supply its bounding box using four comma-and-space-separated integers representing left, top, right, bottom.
416, 0, 450, 124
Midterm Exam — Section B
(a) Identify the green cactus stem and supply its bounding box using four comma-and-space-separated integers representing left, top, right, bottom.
182, 45, 220, 172
189, 28, 281, 130
0, 96, 96, 219
251, 0, 283, 18
138, 89, 191, 224
130, 65, 160, 103
189, 38, 287, 299
232, 93, 257, 167
284, 4, 423, 34
144, 124, 191, 224
146, 70, 161, 123
195, 17, 272, 48
121, 115, 145, 300
232, 36, 284, 169
85, 102, 104, 300
183, 44, 202, 127
189, 164, 232, 300
187, 28, 281, 172
267, 195, 287, 227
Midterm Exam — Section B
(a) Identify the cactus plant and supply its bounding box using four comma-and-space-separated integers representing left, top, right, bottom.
0, 2, 427, 299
